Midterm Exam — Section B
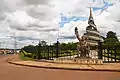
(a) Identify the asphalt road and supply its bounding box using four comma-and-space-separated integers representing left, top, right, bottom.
0, 54, 120, 80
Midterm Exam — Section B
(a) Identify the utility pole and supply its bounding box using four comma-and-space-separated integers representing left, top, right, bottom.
0, 42, 1, 49
14, 36, 17, 54
8, 35, 17, 54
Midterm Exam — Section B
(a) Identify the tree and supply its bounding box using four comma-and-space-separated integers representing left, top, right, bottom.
40, 41, 47, 46
22, 45, 37, 54
104, 31, 119, 45
22, 45, 37, 58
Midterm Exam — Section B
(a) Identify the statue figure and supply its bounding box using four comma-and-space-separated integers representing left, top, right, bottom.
75, 27, 90, 58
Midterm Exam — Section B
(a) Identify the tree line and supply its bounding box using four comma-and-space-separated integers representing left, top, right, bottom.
21, 31, 120, 59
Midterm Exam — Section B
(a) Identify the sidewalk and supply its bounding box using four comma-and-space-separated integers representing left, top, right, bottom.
8, 60, 120, 72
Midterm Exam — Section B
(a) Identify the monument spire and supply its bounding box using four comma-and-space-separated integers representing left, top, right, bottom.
90, 7, 93, 19
88, 7, 95, 25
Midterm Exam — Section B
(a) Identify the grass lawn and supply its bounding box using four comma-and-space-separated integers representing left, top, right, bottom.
19, 51, 34, 61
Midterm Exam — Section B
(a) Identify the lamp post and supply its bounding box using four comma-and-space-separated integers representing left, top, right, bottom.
56, 24, 60, 58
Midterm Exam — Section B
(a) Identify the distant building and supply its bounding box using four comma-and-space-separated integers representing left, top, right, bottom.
0, 49, 20, 54
0, 50, 12, 54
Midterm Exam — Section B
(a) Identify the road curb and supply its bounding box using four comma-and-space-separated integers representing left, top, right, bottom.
8, 61, 120, 72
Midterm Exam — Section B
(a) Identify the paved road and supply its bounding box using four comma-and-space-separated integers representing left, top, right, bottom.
0, 55, 120, 80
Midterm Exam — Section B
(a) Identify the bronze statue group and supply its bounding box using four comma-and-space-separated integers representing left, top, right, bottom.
75, 27, 90, 58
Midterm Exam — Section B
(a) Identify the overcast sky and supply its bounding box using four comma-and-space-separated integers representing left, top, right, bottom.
0, 0, 120, 48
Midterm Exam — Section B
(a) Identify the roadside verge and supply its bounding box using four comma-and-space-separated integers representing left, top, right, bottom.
8, 60, 120, 72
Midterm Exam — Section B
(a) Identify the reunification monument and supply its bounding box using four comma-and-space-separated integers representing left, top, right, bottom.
54, 7, 103, 65
75, 7, 103, 59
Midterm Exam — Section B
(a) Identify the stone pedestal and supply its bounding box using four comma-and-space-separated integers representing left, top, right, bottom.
54, 58, 103, 65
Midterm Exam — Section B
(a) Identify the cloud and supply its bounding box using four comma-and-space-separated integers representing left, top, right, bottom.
0, 0, 120, 48
5, 5, 59, 32
26, 5, 56, 20
24, 0, 50, 5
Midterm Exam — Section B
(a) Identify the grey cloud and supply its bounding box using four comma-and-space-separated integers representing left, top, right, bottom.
0, 1, 9, 12
16, 36, 40, 41
9, 25, 28, 31
14, 27, 28, 31
0, 0, 25, 12
59, 35, 76, 39
24, 0, 50, 5
40, 28, 58, 32
99, 32, 106, 37
0, 0, 57, 33
27, 22, 50, 28
26, 5, 55, 21
27, 24, 44, 28
31, 28, 58, 32
0, 0, 120, 48
9, 22, 28, 31
0, 13, 6, 21
9, 20, 58, 32
117, 20, 120, 22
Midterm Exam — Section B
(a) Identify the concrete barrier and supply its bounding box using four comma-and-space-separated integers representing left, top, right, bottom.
54, 58, 103, 65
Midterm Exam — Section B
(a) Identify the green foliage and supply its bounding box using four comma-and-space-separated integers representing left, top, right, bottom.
22, 45, 37, 54
104, 31, 119, 45
39, 41, 47, 46
60, 42, 77, 50
19, 50, 34, 60
106, 31, 117, 38
21, 41, 78, 60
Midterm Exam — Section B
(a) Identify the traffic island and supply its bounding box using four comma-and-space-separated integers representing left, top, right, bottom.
8, 60, 120, 72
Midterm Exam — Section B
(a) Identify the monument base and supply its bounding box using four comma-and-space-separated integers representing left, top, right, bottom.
54, 58, 103, 65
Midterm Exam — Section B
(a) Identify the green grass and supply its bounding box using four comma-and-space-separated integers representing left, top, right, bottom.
19, 51, 34, 61
20, 50, 78, 60
103, 53, 120, 59
41, 50, 77, 57
59, 51, 78, 57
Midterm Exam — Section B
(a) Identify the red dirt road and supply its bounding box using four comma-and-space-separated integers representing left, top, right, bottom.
0, 54, 120, 80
